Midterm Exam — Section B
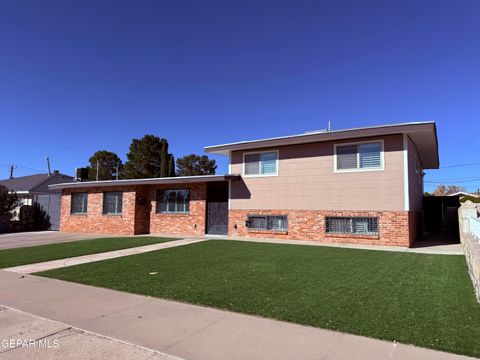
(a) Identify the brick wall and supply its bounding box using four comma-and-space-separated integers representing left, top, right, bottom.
60, 186, 139, 235
149, 183, 207, 237
228, 209, 417, 246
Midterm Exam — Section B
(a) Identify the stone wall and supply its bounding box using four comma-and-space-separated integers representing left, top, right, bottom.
458, 201, 480, 303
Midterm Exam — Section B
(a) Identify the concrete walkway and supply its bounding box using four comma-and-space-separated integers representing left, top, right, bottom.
226, 236, 464, 255
0, 270, 473, 360
3, 238, 206, 274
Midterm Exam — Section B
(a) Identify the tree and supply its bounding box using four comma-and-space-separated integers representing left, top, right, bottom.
432, 184, 466, 196
168, 154, 175, 177
0, 185, 19, 216
176, 154, 217, 176
123, 135, 171, 179
87, 150, 123, 181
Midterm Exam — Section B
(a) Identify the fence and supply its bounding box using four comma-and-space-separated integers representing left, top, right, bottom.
458, 201, 480, 303
469, 216, 480, 243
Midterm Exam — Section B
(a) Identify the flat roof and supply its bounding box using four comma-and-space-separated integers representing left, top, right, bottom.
205, 121, 439, 169
48, 174, 240, 190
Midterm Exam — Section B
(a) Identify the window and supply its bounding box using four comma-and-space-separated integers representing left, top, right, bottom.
335, 141, 383, 171
103, 192, 123, 215
157, 189, 190, 213
325, 217, 378, 235
246, 215, 288, 231
244, 151, 278, 176
71, 193, 88, 214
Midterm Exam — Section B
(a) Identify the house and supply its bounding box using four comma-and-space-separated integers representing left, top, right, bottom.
447, 191, 479, 198
0, 173, 74, 230
49, 121, 439, 247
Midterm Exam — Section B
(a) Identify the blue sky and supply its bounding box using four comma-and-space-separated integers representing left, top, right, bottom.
0, 0, 479, 192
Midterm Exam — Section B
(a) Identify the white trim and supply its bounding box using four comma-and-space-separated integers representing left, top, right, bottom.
333, 139, 385, 173
205, 121, 435, 151
228, 151, 232, 210
403, 133, 410, 211
242, 149, 279, 177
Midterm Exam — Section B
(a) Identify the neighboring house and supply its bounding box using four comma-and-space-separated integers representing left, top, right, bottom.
0, 173, 74, 230
50, 121, 439, 247
447, 192, 479, 198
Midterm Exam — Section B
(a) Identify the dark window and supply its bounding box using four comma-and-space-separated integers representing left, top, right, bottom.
103, 192, 123, 215
156, 189, 190, 213
246, 215, 288, 231
325, 217, 378, 235
71, 193, 88, 214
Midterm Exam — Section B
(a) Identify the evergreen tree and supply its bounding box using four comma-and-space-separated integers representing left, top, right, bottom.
123, 135, 170, 179
168, 154, 175, 177
176, 154, 217, 176
87, 150, 123, 181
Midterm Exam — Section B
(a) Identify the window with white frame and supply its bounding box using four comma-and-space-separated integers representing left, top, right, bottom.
103, 192, 123, 215
71, 192, 88, 214
244, 151, 278, 176
335, 141, 382, 171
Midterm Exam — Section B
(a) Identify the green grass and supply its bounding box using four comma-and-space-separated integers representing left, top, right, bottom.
37, 240, 480, 357
0, 236, 177, 268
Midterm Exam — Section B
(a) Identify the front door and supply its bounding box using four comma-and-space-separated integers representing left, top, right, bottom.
207, 202, 228, 235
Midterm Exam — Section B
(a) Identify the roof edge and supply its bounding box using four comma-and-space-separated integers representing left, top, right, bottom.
49, 174, 240, 190
204, 121, 436, 153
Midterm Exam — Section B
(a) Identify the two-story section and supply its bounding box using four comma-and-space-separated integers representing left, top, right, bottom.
205, 121, 439, 246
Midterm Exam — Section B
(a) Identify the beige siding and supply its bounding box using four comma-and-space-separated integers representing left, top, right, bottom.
230, 134, 405, 211
408, 136, 424, 212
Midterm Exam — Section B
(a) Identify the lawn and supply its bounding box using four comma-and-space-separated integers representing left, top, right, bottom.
37, 240, 480, 357
0, 236, 177, 268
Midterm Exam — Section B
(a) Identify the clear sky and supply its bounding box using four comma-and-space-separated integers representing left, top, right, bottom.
0, 0, 479, 192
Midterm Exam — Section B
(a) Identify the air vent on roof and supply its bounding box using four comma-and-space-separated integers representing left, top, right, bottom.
304, 129, 328, 134
304, 121, 332, 134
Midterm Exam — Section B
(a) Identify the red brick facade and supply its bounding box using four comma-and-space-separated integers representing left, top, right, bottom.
60, 184, 420, 246
60, 183, 208, 236
60, 186, 141, 235
228, 209, 418, 247
148, 183, 207, 237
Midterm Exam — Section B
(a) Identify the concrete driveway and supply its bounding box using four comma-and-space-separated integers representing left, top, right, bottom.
0, 231, 114, 250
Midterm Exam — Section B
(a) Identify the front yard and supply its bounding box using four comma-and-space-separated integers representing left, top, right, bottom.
0, 236, 176, 268
37, 240, 480, 358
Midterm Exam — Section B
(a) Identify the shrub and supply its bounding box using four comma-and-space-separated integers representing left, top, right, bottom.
0, 185, 19, 216
460, 195, 480, 203
19, 203, 51, 231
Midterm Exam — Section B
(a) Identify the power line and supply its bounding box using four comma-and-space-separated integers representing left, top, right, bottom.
0, 163, 45, 173
440, 162, 480, 169
425, 178, 480, 184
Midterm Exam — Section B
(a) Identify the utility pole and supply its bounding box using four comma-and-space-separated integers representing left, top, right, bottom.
116, 163, 119, 180
9, 165, 14, 179
96, 160, 99, 181
46, 157, 52, 176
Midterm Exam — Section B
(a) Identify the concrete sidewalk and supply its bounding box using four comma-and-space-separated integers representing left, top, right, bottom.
0, 270, 473, 360
0, 306, 176, 359
3, 238, 206, 274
